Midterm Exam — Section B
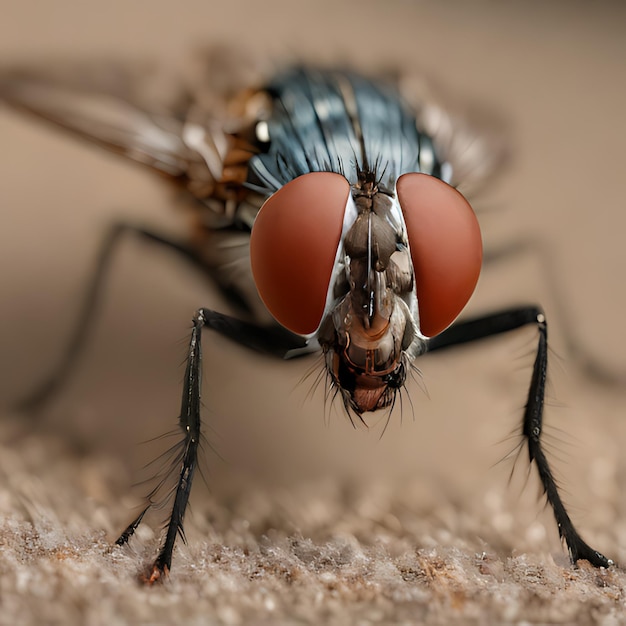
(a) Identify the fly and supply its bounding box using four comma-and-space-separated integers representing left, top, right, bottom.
0, 52, 612, 582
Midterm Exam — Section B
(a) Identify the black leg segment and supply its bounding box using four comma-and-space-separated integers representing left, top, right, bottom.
115, 308, 310, 582
15, 222, 208, 414
428, 305, 611, 568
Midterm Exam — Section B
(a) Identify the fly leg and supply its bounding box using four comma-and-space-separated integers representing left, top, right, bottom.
115, 308, 307, 583
426, 305, 612, 568
15, 222, 216, 413
483, 238, 624, 385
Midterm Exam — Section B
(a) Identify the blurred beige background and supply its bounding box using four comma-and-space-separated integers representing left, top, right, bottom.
0, 0, 625, 561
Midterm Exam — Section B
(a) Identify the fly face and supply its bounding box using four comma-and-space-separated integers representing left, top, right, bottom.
250, 167, 483, 416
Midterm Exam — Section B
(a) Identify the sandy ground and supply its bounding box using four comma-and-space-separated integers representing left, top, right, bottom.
1, 1, 626, 624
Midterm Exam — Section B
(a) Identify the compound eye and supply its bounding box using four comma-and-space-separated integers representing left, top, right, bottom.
396, 173, 482, 337
250, 172, 350, 335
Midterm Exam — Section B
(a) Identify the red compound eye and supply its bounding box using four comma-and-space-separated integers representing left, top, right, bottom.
396, 173, 482, 337
250, 172, 350, 335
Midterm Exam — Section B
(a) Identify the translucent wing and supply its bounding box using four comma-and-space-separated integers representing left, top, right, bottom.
1, 60, 200, 175
399, 71, 510, 199
0, 48, 274, 201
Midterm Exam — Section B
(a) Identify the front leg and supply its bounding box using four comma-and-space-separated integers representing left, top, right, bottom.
115, 308, 308, 582
428, 306, 612, 568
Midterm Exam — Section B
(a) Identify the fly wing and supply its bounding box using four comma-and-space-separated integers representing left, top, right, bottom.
0, 48, 273, 198
399, 72, 510, 199
0, 60, 203, 178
